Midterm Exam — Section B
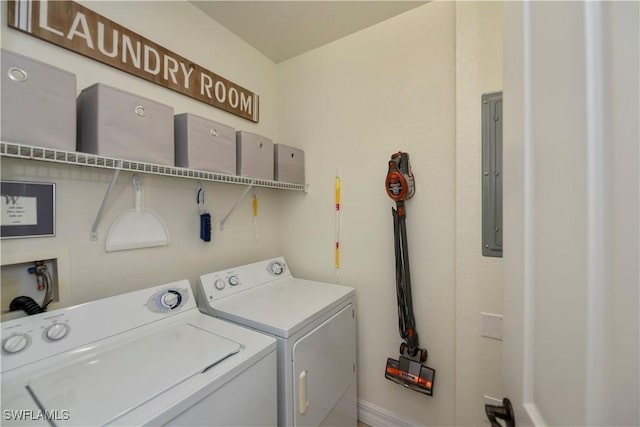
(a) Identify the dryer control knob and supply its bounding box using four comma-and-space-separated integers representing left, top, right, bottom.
3, 334, 29, 353
45, 323, 69, 341
269, 261, 285, 276
228, 275, 240, 286
214, 279, 225, 290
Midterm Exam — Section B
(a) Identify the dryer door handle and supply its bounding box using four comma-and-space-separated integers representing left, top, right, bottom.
299, 370, 308, 414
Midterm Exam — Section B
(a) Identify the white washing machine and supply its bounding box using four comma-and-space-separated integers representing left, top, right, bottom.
197, 257, 357, 427
1, 280, 277, 426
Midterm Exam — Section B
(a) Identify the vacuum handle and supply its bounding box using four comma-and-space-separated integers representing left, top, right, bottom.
299, 370, 308, 414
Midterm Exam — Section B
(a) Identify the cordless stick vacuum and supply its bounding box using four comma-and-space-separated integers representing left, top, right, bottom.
384, 152, 435, 396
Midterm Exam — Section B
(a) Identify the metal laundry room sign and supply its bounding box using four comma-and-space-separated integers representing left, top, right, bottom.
7, 0, 260, 122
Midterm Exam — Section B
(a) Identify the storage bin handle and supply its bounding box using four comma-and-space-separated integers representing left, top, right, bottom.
210, 128, 218, 137
8, 67, 27, 82
134, 105, 147, 117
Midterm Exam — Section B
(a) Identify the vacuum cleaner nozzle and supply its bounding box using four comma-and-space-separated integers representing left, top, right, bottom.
385, 356, 435, 396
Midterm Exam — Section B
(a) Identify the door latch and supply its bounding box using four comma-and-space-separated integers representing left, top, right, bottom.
485, 397, 515, 427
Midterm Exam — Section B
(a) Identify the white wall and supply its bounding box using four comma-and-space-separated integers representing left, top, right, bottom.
276, 2, 457, 425
277, 2, 504, 425
0, 0, 288, 305
455, 2, 504, 425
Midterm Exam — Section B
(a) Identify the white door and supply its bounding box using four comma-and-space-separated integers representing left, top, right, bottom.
502, 1, 638, 426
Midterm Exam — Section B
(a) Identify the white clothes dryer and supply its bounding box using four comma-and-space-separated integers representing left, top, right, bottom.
1, 280, 277, 426
197, 257, 357, 427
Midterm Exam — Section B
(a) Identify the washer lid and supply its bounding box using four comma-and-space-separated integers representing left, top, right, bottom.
210, 277, 354, 338
26, 323, 240, 426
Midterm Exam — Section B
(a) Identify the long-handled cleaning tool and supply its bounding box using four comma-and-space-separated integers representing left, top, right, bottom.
252, 187, 259, 241
384, 152, 435, 396
335, 169, 341, 284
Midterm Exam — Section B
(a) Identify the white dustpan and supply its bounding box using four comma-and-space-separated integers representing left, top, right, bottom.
106, 175, 169, 252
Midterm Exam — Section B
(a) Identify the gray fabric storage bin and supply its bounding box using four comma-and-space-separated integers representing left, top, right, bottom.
174, 113, 236, 174
77, 83, 174, 165
274, 144, 305, 185
236, 131, 274, 180
1, 49, 76, 151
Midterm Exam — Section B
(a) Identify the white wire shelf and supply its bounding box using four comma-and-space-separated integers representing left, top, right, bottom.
0, 141, 308, 192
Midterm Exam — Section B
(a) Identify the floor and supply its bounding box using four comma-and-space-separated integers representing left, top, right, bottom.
358, 421, 371, 427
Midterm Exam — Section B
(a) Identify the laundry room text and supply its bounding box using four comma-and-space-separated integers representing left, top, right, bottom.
6, 0, 259, 122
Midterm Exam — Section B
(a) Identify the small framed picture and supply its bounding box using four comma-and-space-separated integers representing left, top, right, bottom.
1, 181, 55, 239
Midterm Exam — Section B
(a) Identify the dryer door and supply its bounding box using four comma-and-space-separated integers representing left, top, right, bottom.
292, 304, 356, 427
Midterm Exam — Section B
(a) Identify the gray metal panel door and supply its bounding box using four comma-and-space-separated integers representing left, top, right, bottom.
482, 91, 503, 257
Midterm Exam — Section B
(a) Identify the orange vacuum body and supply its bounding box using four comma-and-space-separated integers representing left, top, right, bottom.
385, 151, 415, 202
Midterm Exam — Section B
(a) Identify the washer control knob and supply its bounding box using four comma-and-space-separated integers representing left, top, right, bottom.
269, 261, 285, 276
228, 275, 240, 286
159, 290, 182, 310
161, 292, 178, 309
214, 279, 225, 290
3, 334, 29, 353
45, 323, 69, 341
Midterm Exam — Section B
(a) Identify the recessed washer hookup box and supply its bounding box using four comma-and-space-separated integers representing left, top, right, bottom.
1, 49, 77, 151
236, 131, 274, 180
174, 113, 236, 175
77, 83, 174, 165
274, 144, 305, 185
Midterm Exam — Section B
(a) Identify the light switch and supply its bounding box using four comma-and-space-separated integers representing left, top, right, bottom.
481, 312, 503, 340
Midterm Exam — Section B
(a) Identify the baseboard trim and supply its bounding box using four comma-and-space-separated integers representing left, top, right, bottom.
357, 399, 424, 427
